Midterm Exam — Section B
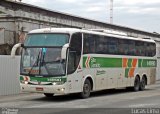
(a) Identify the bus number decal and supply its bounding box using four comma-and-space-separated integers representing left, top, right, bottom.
147, 61, 156, 67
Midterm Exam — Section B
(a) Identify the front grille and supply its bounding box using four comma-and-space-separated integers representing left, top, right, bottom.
28, 82, 53, 85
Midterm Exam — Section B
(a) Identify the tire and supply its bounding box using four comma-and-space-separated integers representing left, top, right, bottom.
44, 93, 54, 97
140, 77, 146, 91
80, 79, 91, 99
133, 76, 140, 92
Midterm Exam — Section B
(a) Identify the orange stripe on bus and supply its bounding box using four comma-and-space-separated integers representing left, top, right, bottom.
128, 68, 135, 77
123, 58, 128, 68
128, 59, 138, 77
132, 59, 138, 67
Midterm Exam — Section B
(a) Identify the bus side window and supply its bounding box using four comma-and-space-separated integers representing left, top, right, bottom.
108, 37, 118, 54
145, 42, 149, 56
128, 40, 135, 55
150, 43, 156, 57
118, 39, 126, 55
95, 35, 107, 54
135, 41, 145, 56
83, 34, 96, 54
147, 43, 156, 57
83, 41, 89, 54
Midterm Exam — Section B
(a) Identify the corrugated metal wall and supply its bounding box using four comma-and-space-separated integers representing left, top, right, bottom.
0, 56, 20, 95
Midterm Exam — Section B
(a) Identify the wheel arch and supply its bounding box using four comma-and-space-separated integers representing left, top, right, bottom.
135, 74, 140, 81
83, 75, 94, 91
142, 74, 147, 85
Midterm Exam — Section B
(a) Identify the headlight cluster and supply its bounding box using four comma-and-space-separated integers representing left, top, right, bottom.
52, 82, 65, 85
20, 81, 28, 84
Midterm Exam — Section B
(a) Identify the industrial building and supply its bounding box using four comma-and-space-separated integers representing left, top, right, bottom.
0, 0, 160, 79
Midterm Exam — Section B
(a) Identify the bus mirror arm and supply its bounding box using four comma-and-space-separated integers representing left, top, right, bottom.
11, 43, 23, 58
61, 43, 69, 60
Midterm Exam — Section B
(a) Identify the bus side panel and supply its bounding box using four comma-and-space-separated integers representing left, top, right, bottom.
67, 60, 83, 93
81, 68, 96, 90
149, 68, 156, 84
130, 67, 156, 87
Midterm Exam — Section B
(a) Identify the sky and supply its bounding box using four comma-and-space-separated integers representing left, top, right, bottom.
22, 0, 160, 33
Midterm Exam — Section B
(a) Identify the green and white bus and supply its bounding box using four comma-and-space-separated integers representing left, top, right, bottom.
11, 28, 156, 98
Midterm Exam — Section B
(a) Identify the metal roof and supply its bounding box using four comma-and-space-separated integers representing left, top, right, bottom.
1, 0, 160, 38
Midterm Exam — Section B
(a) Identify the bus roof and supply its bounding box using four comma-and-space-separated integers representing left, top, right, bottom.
29, 28, 155, 43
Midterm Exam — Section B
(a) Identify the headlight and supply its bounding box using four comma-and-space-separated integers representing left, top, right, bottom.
24, 81, 28, 84
20, 81, 28, 84
52, 82, 64, 85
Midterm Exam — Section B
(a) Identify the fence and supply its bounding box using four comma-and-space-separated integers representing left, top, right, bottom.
0, 56, 20, 95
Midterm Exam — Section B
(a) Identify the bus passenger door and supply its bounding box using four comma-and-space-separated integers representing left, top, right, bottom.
67, 63, 83, 93
67, 33, 82, 93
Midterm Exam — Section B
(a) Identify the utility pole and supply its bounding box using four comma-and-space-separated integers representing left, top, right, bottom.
110, 0, 113, 24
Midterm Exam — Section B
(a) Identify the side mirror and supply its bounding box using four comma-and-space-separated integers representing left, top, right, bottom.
11, 43, 22, 58
61, 43, 69, 59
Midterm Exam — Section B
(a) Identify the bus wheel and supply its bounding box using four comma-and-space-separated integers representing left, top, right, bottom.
44, 93, 54, 97
133, 76, 140, 92
80, 79, 91, 99
140, 76, 146, 91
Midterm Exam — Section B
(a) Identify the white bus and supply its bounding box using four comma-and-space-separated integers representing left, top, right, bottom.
11, 28, 156, 98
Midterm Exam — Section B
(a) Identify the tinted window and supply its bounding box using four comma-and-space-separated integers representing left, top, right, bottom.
83, 34, 96, 54
95, 35, 108, 54
135, 41, 145, 56
83, 33, 156, 57
118, 39, 129, 55
70, 33, 82, 52
108, 37, 118, 54
128, 40, 135, 55
25, 34, 69, 46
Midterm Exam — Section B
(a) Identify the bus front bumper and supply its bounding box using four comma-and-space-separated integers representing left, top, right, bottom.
20, 83, 67, 94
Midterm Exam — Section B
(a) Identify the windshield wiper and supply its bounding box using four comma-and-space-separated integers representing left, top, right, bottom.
43, 59, 65, 64
28, 51, 41, 75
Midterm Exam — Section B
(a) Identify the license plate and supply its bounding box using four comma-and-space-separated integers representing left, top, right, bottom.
36, 87, 44, 91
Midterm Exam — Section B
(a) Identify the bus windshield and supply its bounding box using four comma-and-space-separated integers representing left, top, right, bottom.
21, 33, 69, 77
24, 33, 69, 46
21, 47, 66, 76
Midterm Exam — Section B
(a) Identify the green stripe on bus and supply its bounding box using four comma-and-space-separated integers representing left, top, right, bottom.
138, 59, 142, 67
144, 59, 156, 67
125, 68, 130, 78
83, 57, 156, 68
83, 57, 122, 68
128, 59, 132, 67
